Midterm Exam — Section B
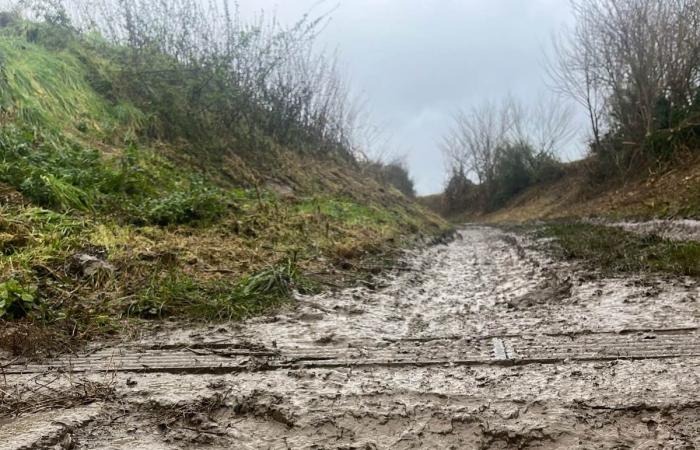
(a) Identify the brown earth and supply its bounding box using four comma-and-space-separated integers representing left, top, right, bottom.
1, 226, 699, 449
483, 157, 700, 223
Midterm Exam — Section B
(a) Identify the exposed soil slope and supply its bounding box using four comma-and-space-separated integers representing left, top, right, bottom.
483, 157, 700, 223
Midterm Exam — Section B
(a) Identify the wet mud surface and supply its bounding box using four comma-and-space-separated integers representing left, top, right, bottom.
1, 226, 699, 449
596, 218, 700, 242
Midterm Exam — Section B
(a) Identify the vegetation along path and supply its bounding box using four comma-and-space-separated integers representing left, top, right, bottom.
1, 225, 699, 449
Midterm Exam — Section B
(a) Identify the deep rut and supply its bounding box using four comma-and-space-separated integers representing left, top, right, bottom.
1, 226, 699, 449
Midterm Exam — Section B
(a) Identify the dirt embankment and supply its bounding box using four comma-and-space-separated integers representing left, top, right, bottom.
1, 226, 698, 449
482, 157, 700, 223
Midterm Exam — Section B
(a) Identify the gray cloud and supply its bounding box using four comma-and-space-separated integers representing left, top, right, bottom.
236, 0, 579, 194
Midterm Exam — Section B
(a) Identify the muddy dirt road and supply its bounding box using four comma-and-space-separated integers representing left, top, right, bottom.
1, 226, 699, 449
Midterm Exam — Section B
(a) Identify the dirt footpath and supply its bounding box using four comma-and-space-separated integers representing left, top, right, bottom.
1, 226, 699, 449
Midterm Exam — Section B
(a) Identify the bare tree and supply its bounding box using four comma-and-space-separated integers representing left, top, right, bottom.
512, 95, 578, 156
442, 99, 516, 185
547, 23, 608, 149
548, 0, 700, 151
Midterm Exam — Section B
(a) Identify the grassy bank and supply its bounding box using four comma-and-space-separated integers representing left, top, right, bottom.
537, 223, 700, 277
0, 15, 447, 356
1, 186, 441, 338
474, 156, 700, 223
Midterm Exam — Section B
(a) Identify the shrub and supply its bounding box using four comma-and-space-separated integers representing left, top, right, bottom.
491, 144, 535, 207
488, 143, 563, 209
377, 162, 416, 197
443, 167, 476, 214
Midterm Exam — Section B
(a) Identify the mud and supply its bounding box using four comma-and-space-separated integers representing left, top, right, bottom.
1, 226, 699, 449
595, 218, 700, 242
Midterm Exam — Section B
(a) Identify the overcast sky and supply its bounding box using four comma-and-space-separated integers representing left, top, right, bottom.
236, 0, 580, 195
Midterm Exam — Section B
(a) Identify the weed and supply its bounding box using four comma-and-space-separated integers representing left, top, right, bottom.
236, 257, 300, 299
0, 278, 38, 319
129, 259, 302, 321
0, 124, 230, 225
144, 182, 228, 226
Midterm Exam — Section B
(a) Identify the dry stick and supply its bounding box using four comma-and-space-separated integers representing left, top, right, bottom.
201, 268, 237, 274
108, 412, 130, 425
0, 386, 18, 399
0, 357, 21, 370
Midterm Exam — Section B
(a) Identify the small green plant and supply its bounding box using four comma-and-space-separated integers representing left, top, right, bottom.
0, 279, 38, 319
144, 183, 228, 226
129, 257, 306, 321
235, 257, 300, 300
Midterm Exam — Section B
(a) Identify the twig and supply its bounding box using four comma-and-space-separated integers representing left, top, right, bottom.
201, 268, 237, 274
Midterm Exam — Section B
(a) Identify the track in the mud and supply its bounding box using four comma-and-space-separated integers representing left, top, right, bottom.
5, 328, 700, 375
1, 226, 699, 449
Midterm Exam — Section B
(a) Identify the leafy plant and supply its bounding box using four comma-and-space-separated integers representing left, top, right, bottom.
144, 183, 228, 226
0, 279, 38, 319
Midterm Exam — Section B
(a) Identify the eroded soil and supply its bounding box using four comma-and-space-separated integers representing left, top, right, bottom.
1, 226, 699, 449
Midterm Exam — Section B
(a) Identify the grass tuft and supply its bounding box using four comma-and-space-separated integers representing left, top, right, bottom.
129, 257, 305, 321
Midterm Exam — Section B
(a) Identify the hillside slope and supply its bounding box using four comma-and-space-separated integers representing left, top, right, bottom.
0, 19, 446, 353
478, 157, 700, 223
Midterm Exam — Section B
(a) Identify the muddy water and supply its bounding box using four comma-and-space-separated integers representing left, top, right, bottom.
2, 226, 699, 449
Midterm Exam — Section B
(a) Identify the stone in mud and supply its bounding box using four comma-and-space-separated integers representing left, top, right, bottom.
315, 333, 336, 344
70, 253, 116, 279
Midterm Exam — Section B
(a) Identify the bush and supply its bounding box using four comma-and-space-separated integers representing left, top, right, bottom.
491, 144, 535, 207
443, 167, 476, 214
488, 143, 563, 210
364, 160, 416, 197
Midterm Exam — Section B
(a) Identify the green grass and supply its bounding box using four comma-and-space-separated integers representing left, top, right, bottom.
0, 206, 87, 275
295, 197, 423, 234
0, 124, 230, 225
0, 18, 446, 356
127, 257, 317, 321
539, 223, 700, 277
0, 35, 143, 137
